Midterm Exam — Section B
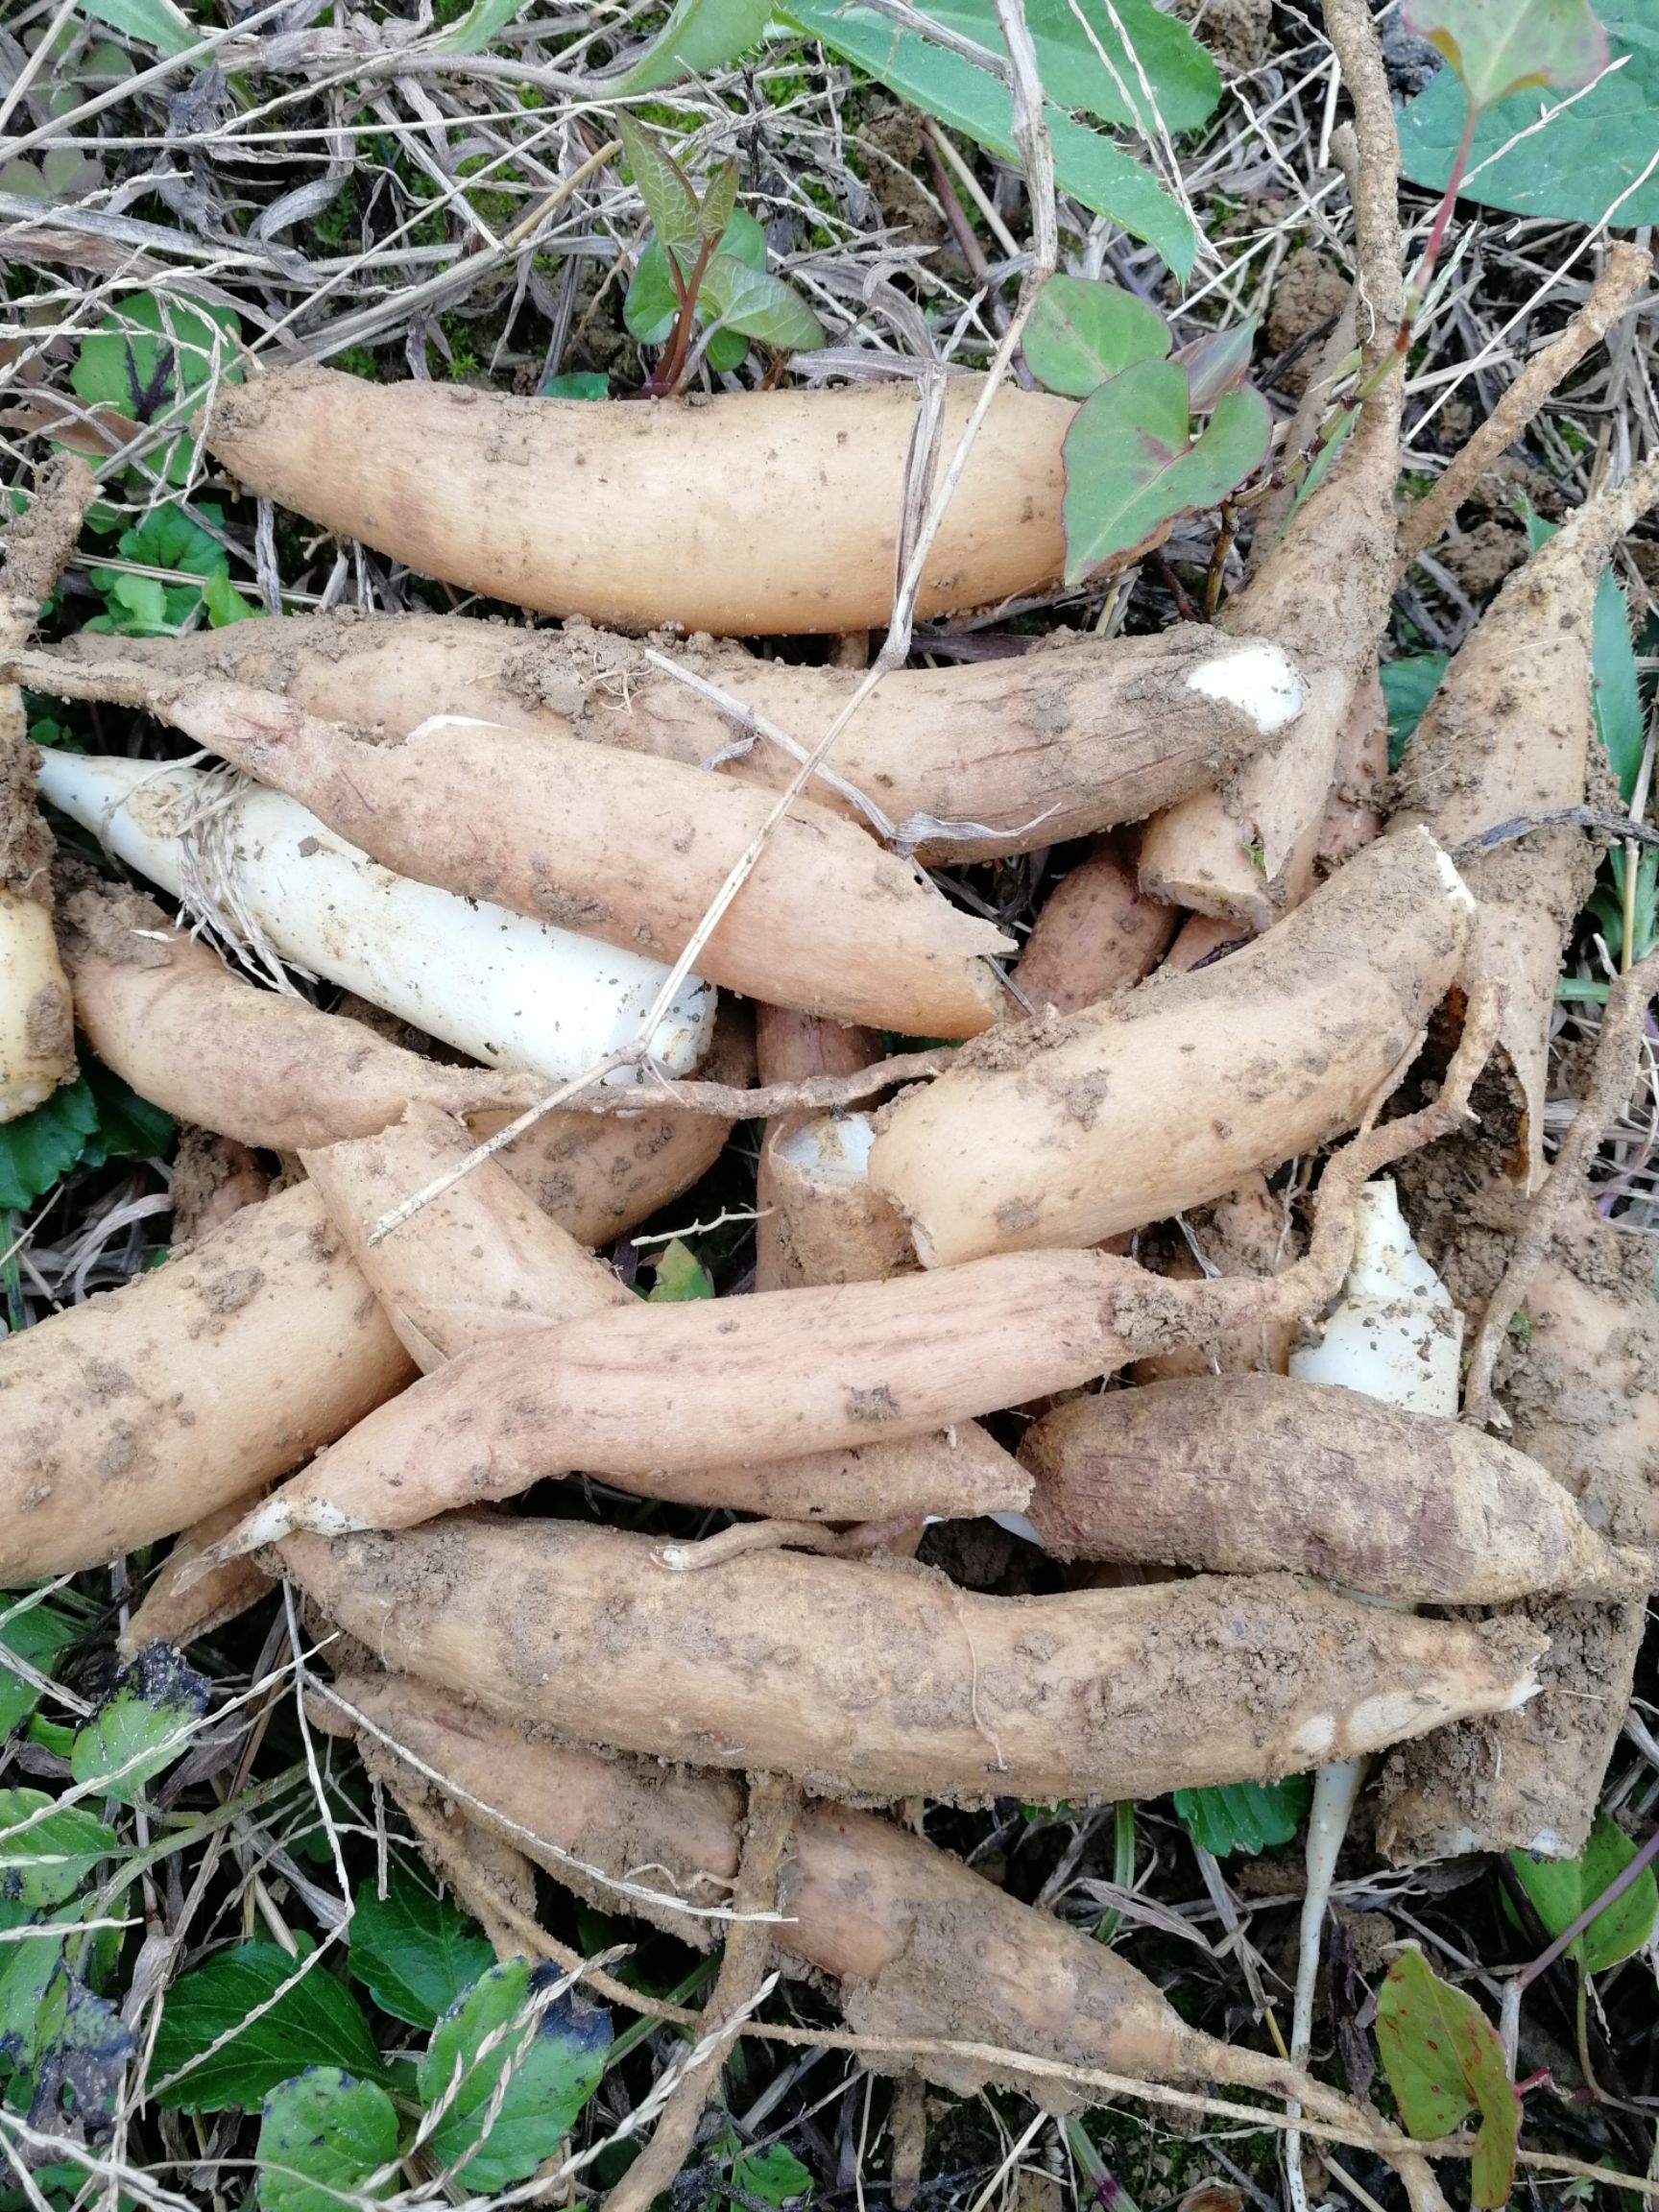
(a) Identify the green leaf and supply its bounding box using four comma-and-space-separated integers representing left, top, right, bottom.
1022, 274, 1169, 398
71, 1646, 208, 1807
733, 2142, 813, 2205
80, 1058, 175, 1169
1509, 1814, 1658, 1975
1401, 0, 1609, 108
700, 156, 742, 247
0, 1790, 118, 1910
1173, 1776, 1310, 1858
431, 0, 529, 54
781, 2, 1197, 276
0, 1924, 64, 2069
918, 0, 1218, 132
698, 254, 826, 352
28, 1961, 133, 2133
625, 208, 773, 347
0, 1077, 100, 1213
616, 114, 703, 269
1375, 1948, 1520, 2212
1060, 359, 1269, 583
648, 1238, 716, 1301
256, 2069, 399, 2212
541, 372, 610, 399
1380, 653, 1451, 770
417, 1961, 611, 2192
69, 293, 243, 488
1179, 317, 1258, 410
615, 0, 773, 93
348, 1863, 493, 2031
78, 0, 198, 60
203, 569, 259, 627
1399, 1, 1655, 225
0, 1598, 81, 1741
152, 1943, 387, 2111
1519, 497, 1645, 802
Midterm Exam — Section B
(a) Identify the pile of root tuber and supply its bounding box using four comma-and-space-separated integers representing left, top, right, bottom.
4, 6, 1659, 2201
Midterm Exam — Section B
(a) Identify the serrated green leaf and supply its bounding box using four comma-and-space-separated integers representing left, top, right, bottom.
698, 254, 826, 352
1400, 3, 1658, 225
418, 1962, 611, 2192
430, 0, 529, 54
781, 1, 1197, 276
0, 1598, 81, 1741
734, 2141, 814, 2204
0, 1077, 99, 1212
1022, 274, 1169, 398
541, 372, 610, 399
616, 0, 773, 93
256, 2069, 399, 2212
1509, 1814, 1658, 1976
70, 293, 242, 488
1401, 0, 1609, 108
617, 113, 703, 269
78, 0, 198, 60
0, 1790, 118, 1910
1376, 1948, 1520, 2210
1173, 1775, 1310, 1858
71, 1646, 208, 1807
648, 1238, 716, 1301
1060, 360, 1269, 583
348, 1863, 493, 2030
1380, 653, 1451, 770
152, 1943, 387, 2111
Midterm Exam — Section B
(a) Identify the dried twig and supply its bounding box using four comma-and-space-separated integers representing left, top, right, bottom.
1399, 243, 1653, 570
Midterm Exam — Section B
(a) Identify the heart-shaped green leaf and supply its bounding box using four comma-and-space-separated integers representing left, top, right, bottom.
1402, 0, 1609, 108
1060, 359, 1270, 583
698, 253, 825, 353
1375, 1948, 1520, 2211
1022, 274, 1169, 398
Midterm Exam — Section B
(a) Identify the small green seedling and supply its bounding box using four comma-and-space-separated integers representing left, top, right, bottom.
1022, 273, 1269, 585
1173, 1775, 1310, 1859
618, 115, 825, 394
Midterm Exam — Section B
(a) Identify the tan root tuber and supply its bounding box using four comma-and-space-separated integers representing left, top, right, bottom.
278, 1519, 1544, 1805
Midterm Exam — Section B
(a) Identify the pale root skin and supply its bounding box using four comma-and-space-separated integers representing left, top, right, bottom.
760, 1113, 914, 1288
1131, 1175, 1297, 1384
277, 1520, 1543, 1804
868, 829, 1473, 1266
21, 614, 1310, 865
37, 750, 715, 1079
227, 1249, 1158, 1549
1378, 1199, 1659, 1858
1316, 663, 1387, 872
0, 460, 90, 1120
0, 889, 74, 1121
154, 685, 1008, 1037
0, 1183, 416, 1582
59, 881, 551, 1151
1391, 457, 1659, 1187
301, 1095, 1024, 1527
1014, 838, 1176, 1014
121, 1501, 276, 1657
202, 370, 1078, 636
1020, 1372, 1640, 1604
754, 1005, 885, 1293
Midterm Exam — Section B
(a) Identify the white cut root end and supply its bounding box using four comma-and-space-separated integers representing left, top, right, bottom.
36, 751, 715, 1082
1184, 642, 1305, 735
0, 890, 75, 1122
